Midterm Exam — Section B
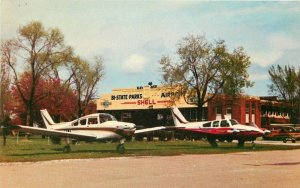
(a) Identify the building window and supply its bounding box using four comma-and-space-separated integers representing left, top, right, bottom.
226, 106, 232, 114
246, 104, 249, 114
189, 108, 198, 121
122, 112, 132, 119
157, 114, 163, 120
216, 106, 222, 115
252, 103, 255, 114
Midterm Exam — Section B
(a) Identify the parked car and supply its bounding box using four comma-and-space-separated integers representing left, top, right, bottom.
263, 126, 300, 143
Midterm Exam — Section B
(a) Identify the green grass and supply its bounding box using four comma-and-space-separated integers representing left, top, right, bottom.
1, 136, 300, 162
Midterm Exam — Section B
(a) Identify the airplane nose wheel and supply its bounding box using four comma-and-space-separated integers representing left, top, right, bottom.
117, 144, 125, 154
117, 139, 126, 154
237, 140, 245, 148
251, 141, 256, 150
63, 145, 71, 153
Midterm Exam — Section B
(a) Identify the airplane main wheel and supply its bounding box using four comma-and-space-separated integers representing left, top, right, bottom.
251, 141, 256, 150
207, 138, 218, 148
63, 145, 71, 153
117, 144, 125, 154
237, 140, 245, 148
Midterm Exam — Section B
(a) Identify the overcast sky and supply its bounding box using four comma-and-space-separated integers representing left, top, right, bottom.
2, 0, 300, 97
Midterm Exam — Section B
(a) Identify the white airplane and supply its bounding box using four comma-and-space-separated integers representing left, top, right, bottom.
14, 109, 164, 153
171, 106, 270, 148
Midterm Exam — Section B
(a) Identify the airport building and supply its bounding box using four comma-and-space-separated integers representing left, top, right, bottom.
96, 84, 291, 128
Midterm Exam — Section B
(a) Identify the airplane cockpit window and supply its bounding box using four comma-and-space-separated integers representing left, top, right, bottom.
203, 122, 211, 127
80, 119, 87, 126
72, 121, 79, 126
220, 120, 230, 127
88, 117, 98, 125
230, 119, 239, 125
99, 114, 116, 123
213, 121, 219, 127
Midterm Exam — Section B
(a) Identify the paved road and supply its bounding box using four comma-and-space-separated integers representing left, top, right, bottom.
1, 149, 300, 188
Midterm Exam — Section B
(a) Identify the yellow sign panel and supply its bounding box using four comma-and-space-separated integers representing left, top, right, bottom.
97, 85, 200, 111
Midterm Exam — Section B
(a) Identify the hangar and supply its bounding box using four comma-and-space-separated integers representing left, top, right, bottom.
96, 84, 291, 128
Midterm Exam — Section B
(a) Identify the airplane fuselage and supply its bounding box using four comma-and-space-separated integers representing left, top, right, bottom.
176, 119, 266, 141
51, 121, 136, 140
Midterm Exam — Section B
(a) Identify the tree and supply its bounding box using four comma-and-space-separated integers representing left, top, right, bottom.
0, 49, 12, 146
7, 72, 77, 125
1, 21, 73, 126
221, 47, 253, 96
66, 56, 104, 117
0, 48, 11, 122
160, 34, 253, 120
268, 65, 300, 124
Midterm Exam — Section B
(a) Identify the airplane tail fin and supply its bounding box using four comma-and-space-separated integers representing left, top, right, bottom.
170, 106, 189, 127
40, 109, 55, 129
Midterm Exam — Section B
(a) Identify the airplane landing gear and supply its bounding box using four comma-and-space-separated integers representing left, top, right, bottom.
63, 145, 71, 153
251, 141, 256, 150
237, 140, 245, 148
207, 137, 218, 147
117, 139, 126, 154
116, 144, 125, 154
63, 138, 71, 153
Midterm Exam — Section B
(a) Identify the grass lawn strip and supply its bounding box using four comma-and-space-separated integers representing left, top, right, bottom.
1, 136, 300, 162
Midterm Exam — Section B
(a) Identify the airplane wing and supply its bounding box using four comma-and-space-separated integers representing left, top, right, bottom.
134, 126, 167, 134
174, 127, 231, 136
14, 125, 97, 140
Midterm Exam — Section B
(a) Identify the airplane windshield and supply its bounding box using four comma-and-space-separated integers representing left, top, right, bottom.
99, 114, 116, 122
230, 119, 239, 125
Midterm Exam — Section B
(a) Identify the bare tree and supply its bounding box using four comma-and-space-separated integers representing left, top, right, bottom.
1, 21, 73, 126
268, 65, 300, 124
160, 35, 252, 120
0, 47, 12, 145
66, 56, 104, 117
0, 47, 11, 122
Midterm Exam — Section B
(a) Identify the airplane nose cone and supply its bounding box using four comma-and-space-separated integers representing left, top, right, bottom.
124, 123, 136, 130
131, 123, 136, 130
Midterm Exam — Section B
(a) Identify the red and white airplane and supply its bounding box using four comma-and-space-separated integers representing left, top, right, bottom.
13, 109, 163, 153
171, 106, 270, 148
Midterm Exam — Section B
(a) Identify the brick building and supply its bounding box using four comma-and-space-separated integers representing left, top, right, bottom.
207, 95, 261, 126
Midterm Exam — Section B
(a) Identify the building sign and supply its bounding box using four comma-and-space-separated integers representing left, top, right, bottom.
111, 94, 143, 100
102, 100, 111, 108
97, 85, 198, 110
111, 92, 179, 100
160, 91, 181, 98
